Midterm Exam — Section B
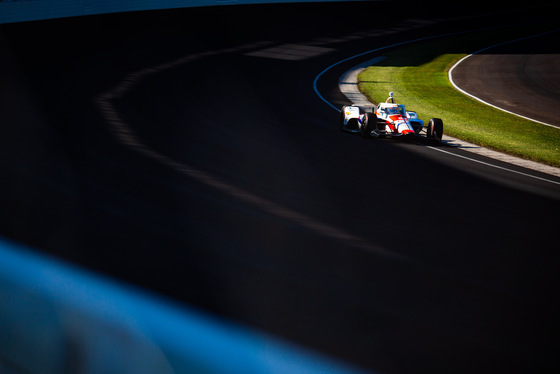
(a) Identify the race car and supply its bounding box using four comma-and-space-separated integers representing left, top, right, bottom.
340, 102, 443, 141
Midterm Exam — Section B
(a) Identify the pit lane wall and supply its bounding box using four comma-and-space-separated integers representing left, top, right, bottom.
0, 0, 346, 23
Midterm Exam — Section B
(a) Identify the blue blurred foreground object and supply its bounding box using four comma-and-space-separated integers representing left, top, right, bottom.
0, 238, 371, 374
0, 0, 359, 24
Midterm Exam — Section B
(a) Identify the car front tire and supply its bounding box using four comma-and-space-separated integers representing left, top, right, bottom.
427, 118, 443, 141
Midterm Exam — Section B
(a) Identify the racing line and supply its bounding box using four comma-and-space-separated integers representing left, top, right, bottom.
97, 43, 398, 258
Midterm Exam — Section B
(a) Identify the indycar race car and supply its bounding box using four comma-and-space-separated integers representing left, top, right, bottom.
340, 101, 443, 141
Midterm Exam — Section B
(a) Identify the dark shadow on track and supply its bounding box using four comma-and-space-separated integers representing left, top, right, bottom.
1, 3, 560, 374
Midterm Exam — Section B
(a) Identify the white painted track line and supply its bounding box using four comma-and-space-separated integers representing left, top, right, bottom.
448, 29, 560, 129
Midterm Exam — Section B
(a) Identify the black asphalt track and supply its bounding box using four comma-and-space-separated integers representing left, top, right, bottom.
451, 30, 560, 127
1, 3, 560, 374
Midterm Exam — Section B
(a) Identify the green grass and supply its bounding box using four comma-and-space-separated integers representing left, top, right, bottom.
357, 26, 560, 167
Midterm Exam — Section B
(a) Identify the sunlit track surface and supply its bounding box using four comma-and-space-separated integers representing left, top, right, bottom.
1, 4, 560, 374
450, 30, 560, 128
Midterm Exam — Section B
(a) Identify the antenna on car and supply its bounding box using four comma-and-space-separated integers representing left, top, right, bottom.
386, 92, 395, 103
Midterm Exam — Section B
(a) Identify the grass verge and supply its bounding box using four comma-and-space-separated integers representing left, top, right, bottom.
357, 25, 560, 167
